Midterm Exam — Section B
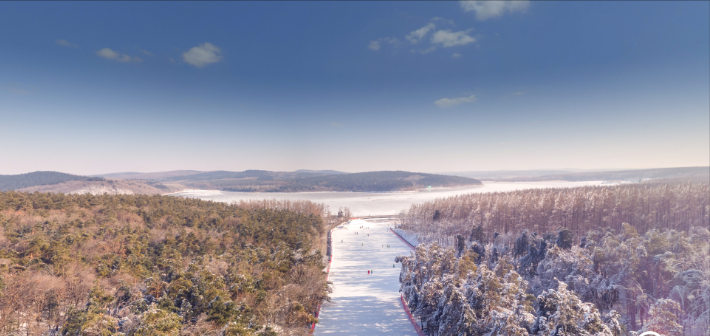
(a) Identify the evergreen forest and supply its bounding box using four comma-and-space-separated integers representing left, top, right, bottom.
395, 181, 710, 335
0, 192, 333, 335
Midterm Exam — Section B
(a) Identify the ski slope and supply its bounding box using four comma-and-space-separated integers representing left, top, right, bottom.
315, 219, 417, 335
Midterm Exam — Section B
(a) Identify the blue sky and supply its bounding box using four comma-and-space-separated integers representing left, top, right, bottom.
1, 1, 708, 175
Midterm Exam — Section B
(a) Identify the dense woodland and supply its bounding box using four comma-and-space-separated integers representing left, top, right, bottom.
396, 181, 710, 335
495, 167, 709, 182
398, 182, 709, 246
0, 192, 334, 335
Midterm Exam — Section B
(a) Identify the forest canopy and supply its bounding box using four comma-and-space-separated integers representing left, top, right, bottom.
395, 181, 710, 335
0, 192, 333, 335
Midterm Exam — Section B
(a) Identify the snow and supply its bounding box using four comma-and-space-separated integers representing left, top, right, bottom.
173, 181, 608, 216
315, 219, 418, 335
391, 228, 419, 247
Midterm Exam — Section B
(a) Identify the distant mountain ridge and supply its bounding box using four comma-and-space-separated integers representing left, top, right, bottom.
10, 167, 703, 194
0, 171, 104, 191
97, 169, 481, 192
96, 170, 202, 180
249, 171, 482, 192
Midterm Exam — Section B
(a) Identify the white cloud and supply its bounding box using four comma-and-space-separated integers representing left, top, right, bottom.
182, 43, 223, 67
140, 49, 153, 56
460, 1, 530, 21
56, 39, 76, 47
368, 40, 381, 51
434, 94, 477, 108
431, 30, 476, 47
96, 48, 142, 63
452, 53, 462, 58
330, 121, 343, 127
367, 37, 398, 51
406, 23, 436, 44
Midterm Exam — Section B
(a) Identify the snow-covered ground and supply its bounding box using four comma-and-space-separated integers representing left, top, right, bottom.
391, 228, 419, 247
173, 181, 608, 216
315, 219, 417, 335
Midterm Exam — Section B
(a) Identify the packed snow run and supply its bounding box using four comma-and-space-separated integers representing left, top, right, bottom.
315, 219, 418, 335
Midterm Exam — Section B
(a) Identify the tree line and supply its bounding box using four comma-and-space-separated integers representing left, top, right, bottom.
398, 182, 709, 247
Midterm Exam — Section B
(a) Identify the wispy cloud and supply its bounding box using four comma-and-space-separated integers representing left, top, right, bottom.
372, 17, 475, 55
460, 1, 530, 21
512, 91, 525, 95
368, 41, 381, 51
139, 49, 153, 57
434, 94, 477, 108
406, 23, 436, 44
431, 29, 476, 47
56, 39, 77, 47
96, 48, 143, 63
330, 121, 343, 127
452, 53, 462, 58
182, 43, 223, 68
368, 37, 398, 51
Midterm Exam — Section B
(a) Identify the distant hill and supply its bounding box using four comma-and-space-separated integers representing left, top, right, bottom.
96, 169, 348, 182
272, 171, 482, 192
0, 171, 178, 195
0, 171, 105, 191
295, 169, 347, 175
17, 179, 168, 195
162, 169, 348, 182
96, 170, 202, 180
495, 166, 709, 182
96, 169, 481, 192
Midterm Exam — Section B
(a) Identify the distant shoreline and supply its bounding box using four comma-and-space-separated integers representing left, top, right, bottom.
164, 183, 486, 196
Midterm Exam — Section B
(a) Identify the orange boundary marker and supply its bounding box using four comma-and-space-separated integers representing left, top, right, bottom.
390, 228, 417, 250
400, 293, 426, 336
389, 228, 425, 335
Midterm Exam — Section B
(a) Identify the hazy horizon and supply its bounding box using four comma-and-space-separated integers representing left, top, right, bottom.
2, 165, 708, 178
2, 1, 708, 175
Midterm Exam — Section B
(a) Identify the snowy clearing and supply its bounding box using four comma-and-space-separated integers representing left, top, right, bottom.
315, 219, 417, 335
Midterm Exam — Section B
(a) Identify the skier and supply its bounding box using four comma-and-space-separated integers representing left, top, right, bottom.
393, 264, 395, 268
368, 270, 370, 274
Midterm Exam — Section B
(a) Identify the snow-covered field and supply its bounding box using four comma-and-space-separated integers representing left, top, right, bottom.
173, 181, 607, 216
315, 219, 417, 335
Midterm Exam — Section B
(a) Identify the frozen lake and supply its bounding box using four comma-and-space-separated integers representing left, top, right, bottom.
171, 181, 608, 216
314, 219, 417, 335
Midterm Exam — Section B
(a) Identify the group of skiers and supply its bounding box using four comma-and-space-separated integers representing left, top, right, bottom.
340, 222, 399, 274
